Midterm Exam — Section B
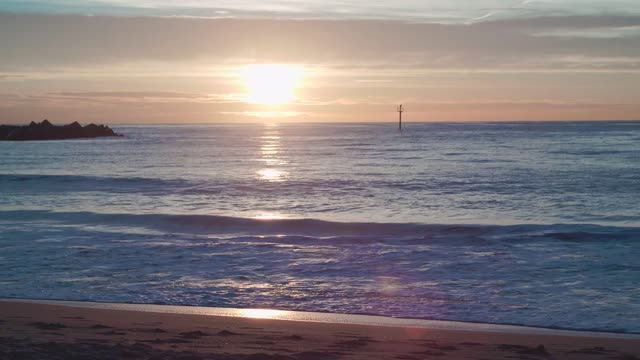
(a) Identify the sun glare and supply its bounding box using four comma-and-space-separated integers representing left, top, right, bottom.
240, 309, 287, 319
242, 64, 303, 105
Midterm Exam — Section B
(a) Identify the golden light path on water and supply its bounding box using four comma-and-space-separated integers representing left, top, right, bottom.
253, 123, 288, 220
256, 123, 288, 183
253, 213, 285, 220
257, 168, 286, 181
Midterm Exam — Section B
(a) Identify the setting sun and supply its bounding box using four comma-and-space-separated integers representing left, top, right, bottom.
242, 64, 303, 105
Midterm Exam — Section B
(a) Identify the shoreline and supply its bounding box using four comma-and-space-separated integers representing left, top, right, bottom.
3, 298, 638, 339
1, 300, 638, 359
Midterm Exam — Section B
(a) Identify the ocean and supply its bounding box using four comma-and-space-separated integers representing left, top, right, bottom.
1, 121, 639, 333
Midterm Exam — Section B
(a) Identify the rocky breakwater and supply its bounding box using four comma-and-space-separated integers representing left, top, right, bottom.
0, 120, 122, 141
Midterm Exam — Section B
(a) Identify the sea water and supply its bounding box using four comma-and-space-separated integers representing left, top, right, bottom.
1, 122, 638, 332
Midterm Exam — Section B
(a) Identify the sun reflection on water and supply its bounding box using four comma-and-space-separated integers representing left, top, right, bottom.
257, 168, 288, 181
241, 309, 288, 319
253, 212, 285, 220
256, 124, 288, 181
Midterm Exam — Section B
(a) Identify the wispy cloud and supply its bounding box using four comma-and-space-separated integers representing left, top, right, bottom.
0, 74, 25, 81
3, 0, 640, 22
3, 13, 640, 70
533, 25, 640, 39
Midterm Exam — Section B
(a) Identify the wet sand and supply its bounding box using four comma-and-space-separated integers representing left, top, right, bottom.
0, 300, 638, 359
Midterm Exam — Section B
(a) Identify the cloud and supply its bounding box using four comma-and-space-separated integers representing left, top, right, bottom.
52, 91, 239, 103
1, 90, 638, 123
0, 74, 25, 81
2, 13, 640, 72
533, 25, 640, 39
3, 0, 640, 23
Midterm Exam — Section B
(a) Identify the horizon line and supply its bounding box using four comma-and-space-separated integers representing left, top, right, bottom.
3, 119, 639, 126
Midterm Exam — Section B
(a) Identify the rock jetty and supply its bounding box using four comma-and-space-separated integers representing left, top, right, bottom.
0, 120, 122, 141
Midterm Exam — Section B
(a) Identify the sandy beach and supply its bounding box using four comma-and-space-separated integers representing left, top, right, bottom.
1, 300, 638, 360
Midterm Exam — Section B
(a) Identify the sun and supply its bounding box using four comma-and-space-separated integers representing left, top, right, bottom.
241, 64, 303, 105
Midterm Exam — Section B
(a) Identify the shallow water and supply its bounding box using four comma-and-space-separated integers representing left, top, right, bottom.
1, 122, 639, 332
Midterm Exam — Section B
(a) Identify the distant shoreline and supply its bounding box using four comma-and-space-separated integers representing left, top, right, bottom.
1, 119, 639, 126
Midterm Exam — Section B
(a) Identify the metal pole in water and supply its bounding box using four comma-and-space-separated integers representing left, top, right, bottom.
397, 104, 404, 131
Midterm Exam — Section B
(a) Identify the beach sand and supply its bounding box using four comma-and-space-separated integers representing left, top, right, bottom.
0, 300, 638, 359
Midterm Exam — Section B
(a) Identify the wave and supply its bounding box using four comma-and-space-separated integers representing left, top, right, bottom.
0, 173, 370, 194
2, 209, 638, 242
0, 174, 190, 195
4, 174, 639, 209
2, 208, 639, 333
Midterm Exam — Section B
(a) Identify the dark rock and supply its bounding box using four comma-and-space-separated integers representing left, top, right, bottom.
89, 324, 112, 329
294, 351, 342, 360
334, 337, 371, 348
568, 346, 611, 354
216, 330, 242, 336
245, 354, 296, 360
497, 344, 550, 356
179, 330, 210, 339
141, 328, 167, 334
0, 120, 122, 141
29, 322, 68, 331
521, 344, 549, 356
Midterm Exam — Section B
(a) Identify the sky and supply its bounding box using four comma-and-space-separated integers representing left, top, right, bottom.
1, 0, 640, 123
